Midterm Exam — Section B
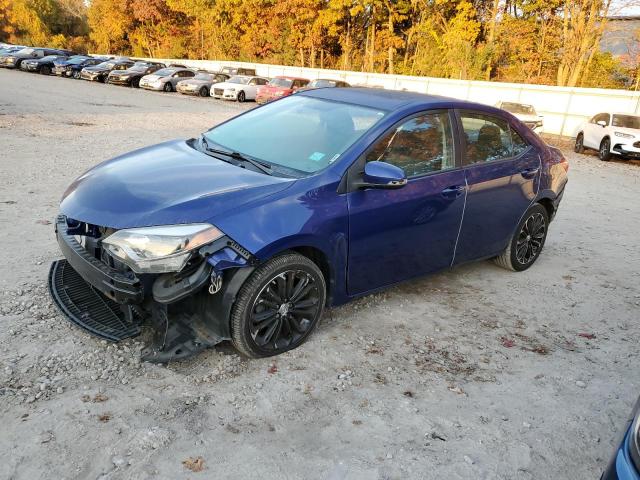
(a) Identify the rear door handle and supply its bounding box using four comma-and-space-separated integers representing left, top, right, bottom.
520, 167, 540, 179
441, 185, 465, 198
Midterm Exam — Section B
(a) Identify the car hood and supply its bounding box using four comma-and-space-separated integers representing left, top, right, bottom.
260, 85, 292, 94
84, 65, 109, 73
143, 74, 167, 82
60, 140, 294, 229
180, 79, 209, 86
214, 82, 247, 89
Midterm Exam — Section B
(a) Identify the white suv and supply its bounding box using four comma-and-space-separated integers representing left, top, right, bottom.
575, 112, 640, 161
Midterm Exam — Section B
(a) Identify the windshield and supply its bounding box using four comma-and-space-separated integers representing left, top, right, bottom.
154, 68, 176, 76
203, 95, 386, 175
501, 102, 536, 115
310, 79, 337, 88
194, 73, 212, 80
17, 48, 35, 55
113, 63, 130, 70
41, 55, 58, 61
227, 76, 250, 84
97, 61, 115, 68
612, 114, 640, 129
68, 57, 87, 64
269, 78, 293, 88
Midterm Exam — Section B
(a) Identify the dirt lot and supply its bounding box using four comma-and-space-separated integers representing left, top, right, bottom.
0, 68, 639, 480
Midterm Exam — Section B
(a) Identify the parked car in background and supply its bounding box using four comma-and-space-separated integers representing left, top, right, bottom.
107, 61, 165, 88
255, 76, 310, 104
139, 67, 196, 92
602, 396, 640, 479
495, 101, 543, 132
48, 88, 567, 363
20, 54, 68, 75
176, 71, 230, 97
0, 47, 68, 69
220, 66, 256, 76
298, 78, 351, 92
80, 58, 134, 83
575, 112, 640, 161
54, 56, 104, 78
211, 75, 269, 102
0, 45, 26, 59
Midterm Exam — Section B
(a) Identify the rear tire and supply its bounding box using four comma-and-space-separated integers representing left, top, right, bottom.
599, 138, 612, 161
231, 253, 326, 358
494, 203, 549, 272
574, 133, 584, 154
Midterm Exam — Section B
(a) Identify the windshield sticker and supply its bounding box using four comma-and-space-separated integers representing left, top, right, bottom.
309, 152, 326, 162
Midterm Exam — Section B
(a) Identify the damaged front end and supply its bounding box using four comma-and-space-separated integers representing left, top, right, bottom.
48, 215, 255, 363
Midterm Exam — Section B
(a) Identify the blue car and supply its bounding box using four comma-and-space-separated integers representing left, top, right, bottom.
603, 398, 640, 479
48, 88, 568, 362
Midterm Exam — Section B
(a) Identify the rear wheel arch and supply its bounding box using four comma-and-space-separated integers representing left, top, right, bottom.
537, 198, 555, 221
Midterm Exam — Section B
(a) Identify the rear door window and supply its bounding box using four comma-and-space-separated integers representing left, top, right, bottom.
460, 112, 528, 165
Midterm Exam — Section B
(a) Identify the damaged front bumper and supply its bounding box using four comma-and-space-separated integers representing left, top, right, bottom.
48, 215, 255, 362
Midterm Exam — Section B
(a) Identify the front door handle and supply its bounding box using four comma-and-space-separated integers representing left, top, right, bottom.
520, 167, 540, 179
441, 185, 465, 198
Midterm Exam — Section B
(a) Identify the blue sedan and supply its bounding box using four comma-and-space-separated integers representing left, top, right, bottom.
603, 398, 640, 480
48, 88, 568, 362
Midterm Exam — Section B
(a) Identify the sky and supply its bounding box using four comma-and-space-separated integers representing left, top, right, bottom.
610, 0, 640, 16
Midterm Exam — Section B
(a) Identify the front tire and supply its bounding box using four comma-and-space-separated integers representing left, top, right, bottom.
494, 204, 549, 272
231, 253, 326, 358
574, 133, 584, 154
599, 138, 612, 161
40, 65, 51, 75
73, 70, 81, 79
237, 90, 246, 103
163, 82, 173, 92
131, 77, 140, 88
199, 86, 209, 97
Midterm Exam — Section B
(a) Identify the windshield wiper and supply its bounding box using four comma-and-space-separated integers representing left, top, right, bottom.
200, 136, 273, 175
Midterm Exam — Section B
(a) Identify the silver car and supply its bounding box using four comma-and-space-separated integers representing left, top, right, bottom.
139, 67, 196, 92
176, 71, 230, 97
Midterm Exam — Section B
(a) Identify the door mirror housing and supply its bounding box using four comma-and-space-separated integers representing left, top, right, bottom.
356, 161, 407, 189
597, 120, 607, 127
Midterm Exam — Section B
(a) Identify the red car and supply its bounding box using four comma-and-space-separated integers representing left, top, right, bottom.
255, 76, 309, 104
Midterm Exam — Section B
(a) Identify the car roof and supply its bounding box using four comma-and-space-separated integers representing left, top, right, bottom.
299, 87, 494, 112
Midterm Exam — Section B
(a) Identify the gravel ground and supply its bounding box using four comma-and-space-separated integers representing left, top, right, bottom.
0, 68, 639, 480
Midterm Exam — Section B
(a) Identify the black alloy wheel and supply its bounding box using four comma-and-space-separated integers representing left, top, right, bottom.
199, 86, 209, 97
514, 212, 546, 266
163, 82, 173, 92
231, 253, 326, 358
574, 133, 584, 154
599, 138, 612, 161
237, 90, 246, 102
494, 203, 549, 272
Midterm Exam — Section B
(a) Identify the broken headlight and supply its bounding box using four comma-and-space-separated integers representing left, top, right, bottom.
101, 224, 223, 274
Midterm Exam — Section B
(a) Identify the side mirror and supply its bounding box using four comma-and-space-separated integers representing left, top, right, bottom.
356, 161, 407, 189
597, 120, 607, 127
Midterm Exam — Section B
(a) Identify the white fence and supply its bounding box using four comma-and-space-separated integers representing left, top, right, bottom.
113, 55, 640, 137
